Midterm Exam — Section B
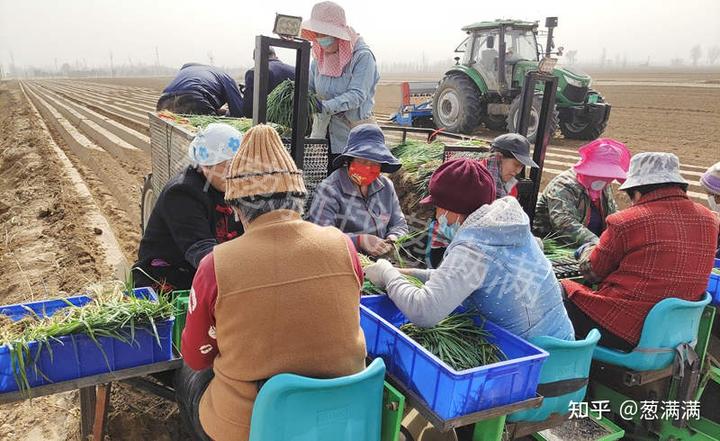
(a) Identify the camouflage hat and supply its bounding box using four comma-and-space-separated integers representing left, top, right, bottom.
618, 152, 688, 191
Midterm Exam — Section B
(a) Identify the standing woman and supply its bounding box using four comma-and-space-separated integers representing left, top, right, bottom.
301, 1, 380, 168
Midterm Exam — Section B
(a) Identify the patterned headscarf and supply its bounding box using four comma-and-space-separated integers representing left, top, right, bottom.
301, 2, 359, 77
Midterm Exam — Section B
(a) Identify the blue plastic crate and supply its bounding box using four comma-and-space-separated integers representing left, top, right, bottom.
709, 258, 720, 306
360, 295, 548, 421
0, 287, 173, 393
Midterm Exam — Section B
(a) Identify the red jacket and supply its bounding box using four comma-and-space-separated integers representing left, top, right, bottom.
562, 187, 719, 345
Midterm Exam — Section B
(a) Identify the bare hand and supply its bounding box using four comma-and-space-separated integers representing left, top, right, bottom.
359, 234, 394, 257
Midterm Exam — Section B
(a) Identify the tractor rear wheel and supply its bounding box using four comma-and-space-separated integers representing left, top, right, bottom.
506, 93, 559, 143
559, 94, 608, 140
432, 74, 482, 134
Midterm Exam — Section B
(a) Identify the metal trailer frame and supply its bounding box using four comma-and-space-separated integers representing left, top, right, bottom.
514, 70, 558, 224
252, 35, 312, 169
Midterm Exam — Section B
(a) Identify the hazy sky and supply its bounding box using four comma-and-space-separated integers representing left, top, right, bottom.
1, 0, 719, 70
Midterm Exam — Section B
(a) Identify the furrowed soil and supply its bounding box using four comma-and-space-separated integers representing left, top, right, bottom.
0, 81, 189, 440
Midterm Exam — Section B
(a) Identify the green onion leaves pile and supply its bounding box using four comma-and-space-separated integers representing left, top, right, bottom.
400, 313, 506, 370
0, 282, 173, 395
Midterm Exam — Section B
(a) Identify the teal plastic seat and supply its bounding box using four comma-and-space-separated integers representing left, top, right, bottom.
507, 329, 601, 423
593, 293, 711, 372
248, 358, 386, 441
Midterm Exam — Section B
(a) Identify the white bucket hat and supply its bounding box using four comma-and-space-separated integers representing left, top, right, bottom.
188, 123, 243, 166
301, 1, 352, 40
618, 152, 688, 191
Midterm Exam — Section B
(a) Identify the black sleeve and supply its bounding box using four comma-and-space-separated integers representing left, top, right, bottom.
161, 185, 218, 268
241, 70, 254, 118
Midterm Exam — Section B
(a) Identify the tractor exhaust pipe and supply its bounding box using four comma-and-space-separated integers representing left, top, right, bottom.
545, 17, 558, 58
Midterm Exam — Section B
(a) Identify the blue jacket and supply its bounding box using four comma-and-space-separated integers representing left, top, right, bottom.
446, 199, 574, 340
163, 64, 244, 117
241, 59, 296, 118
307, 167, 408, 245
310, 38, 379, 153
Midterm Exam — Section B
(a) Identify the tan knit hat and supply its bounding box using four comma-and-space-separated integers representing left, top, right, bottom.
225, 124, 307, 200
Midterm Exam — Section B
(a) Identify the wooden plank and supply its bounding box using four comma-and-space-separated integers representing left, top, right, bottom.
385, 372, 543, 432
0, 358, 183, 404
80, 386, 96, 440
92, 383, 112, 441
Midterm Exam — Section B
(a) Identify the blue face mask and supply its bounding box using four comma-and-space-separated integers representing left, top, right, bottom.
317, 36, 336, 48
438, 214, 460, 242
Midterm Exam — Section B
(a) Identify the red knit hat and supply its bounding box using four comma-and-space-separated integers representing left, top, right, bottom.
420, 158, 496, 214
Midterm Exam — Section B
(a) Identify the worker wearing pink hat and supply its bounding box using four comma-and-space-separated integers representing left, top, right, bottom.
301, 2, 380, 167
533, 138, 631, 247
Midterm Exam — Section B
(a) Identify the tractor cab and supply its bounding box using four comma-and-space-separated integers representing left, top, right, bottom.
459, 20, 540, 93
432, 17, 611, 142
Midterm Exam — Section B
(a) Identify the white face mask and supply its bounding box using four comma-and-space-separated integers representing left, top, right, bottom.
709, 195, 720, 213
591, 180, 608, 191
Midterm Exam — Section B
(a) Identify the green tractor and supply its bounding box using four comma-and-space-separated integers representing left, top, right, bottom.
432, 17, 611, 142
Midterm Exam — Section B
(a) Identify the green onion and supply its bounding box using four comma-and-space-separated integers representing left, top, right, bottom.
400, 313, 506, 370
266, 79, 319, 134
0, 281, 173, 396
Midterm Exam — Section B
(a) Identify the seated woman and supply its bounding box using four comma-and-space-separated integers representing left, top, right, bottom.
426, 133, 537, 268
133, 123, 244, 291
533, 139, 630, 247
364, 158, 574, 341
700, 161, 720, 257
308, 123, 408, 256
563, 153, 719, 351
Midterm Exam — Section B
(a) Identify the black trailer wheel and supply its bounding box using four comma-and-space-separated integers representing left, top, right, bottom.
506, 93, 559, 143
559, 95, 608, 140
141, 173, 156, 233
432, 74, 482, 134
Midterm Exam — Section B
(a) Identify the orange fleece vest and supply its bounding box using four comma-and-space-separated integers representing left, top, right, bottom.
199, 210, 367, 441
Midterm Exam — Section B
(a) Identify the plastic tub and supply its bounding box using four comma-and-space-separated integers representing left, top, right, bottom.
360, 295, 548, 420
0, 287, 173, 393
708, 258, 720, 306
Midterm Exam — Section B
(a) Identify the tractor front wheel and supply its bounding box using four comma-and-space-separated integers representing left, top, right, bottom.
506, 93, 559, 143
559, 94, 608, 140
432, 74, 482, 135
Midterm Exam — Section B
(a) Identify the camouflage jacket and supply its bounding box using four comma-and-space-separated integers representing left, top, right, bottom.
533, 169, 618, 247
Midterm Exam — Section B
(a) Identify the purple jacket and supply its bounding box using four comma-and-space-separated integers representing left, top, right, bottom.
307, 167, 408, 245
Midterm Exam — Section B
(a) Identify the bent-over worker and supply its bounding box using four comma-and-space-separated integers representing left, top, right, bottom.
157, 63, 244, 117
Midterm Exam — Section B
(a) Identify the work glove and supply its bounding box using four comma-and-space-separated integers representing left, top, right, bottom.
359, 234, 393, 257
574, 242, 594, 261
364, 259, 397, 289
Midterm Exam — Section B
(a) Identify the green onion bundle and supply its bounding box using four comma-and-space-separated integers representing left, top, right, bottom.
266, 79, 319, 133
542, 237, 575, 260
358, 253, 425, 295
0, 282, 173, 395
400, 313, 506, 370
391, 230, 425, 268
712, 267, 720, 275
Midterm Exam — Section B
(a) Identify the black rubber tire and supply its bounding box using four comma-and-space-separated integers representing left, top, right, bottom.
559, 94, 608, 140
506, 93, 559, 144
140, 173, 155, 234
482, 113, 508, 131
174, 364, 214, 441
398, 426, 415, 441
432, 74, 482, 134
